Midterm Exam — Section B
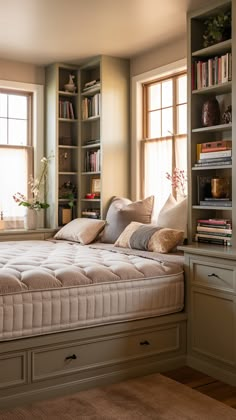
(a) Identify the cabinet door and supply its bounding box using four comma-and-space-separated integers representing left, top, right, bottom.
191, 288, 236, 366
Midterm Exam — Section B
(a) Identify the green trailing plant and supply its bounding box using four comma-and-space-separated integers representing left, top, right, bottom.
202, 10, 231, 48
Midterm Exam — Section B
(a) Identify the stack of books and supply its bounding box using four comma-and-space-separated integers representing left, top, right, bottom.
195, 218, 232, 246
195, 140, 232, 167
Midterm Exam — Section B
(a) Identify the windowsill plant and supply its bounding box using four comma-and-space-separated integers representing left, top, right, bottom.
13, 156, 53, 210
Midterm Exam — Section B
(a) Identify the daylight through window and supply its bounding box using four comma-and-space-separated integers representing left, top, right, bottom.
142, 72, 187, 216
0, 90, 33, 223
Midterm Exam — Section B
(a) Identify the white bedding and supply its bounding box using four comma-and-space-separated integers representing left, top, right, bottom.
0, 240, 184, 340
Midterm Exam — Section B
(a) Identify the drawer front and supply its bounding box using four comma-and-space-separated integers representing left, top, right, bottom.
32, 325, 180, 381
192, 260, 235, 292
0, 352, 26, 388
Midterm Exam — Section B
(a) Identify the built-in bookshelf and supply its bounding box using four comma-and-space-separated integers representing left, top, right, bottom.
187, 0, 234, 247
46, 56, 130, 227
78, 56, 130, 220
45, 63, 79, 227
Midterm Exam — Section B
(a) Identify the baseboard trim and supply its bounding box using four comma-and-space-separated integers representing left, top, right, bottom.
187, 355, 236, 386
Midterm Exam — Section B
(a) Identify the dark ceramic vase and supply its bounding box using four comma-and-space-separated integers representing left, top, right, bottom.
201, 97, 220, 127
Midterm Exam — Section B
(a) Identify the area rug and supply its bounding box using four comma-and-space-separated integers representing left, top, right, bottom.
0, 373, 236, 419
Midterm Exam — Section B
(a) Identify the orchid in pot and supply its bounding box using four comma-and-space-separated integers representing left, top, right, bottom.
13, 156, 52, 229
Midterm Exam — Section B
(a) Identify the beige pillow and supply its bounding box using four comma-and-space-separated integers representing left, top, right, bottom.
54, 218, 106, 245
157, 194, 187, 236
101, 196, 154, 243
114, 221, 184, 253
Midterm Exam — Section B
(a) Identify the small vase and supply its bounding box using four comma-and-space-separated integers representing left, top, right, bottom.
201, 97, 220, 127
24, 209, 38, 230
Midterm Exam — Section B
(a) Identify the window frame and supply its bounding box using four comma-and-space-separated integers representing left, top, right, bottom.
0, 80, 44, 223
131, 59, 187, 201
141, 70, 187, 199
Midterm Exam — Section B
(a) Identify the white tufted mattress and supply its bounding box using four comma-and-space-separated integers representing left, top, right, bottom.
0, 240, 184, 341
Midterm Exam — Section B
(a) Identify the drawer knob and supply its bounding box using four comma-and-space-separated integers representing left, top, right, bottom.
208, 273, 220, 279
140, 340, 150, 346
65, 354, 77, 361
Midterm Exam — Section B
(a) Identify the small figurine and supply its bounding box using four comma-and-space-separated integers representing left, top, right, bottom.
64, 74, 76, 93
222, 105, 232, 124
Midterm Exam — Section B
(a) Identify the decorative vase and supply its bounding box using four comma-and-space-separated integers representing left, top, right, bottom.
211, 178, 230, 199
201, 97, 220, 127
24, 209, 38, 230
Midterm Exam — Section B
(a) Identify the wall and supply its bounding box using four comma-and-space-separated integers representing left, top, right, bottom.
130, 36, 186, 77
0, 59, 45, 85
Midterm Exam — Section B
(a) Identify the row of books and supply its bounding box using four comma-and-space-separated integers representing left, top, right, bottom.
194, 140, 232, 168
192, 52, 232, 90
81, 209, 100, 219
84, 150, 101, 172
59, 100, 75, 119
195, 218, 232, 246
82, 93, 101, 119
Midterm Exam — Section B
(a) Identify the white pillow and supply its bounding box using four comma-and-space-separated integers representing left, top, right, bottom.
157, 194, 187, 236
54, 218, 106, 244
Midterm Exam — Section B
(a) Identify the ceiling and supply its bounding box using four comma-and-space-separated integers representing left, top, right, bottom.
0, 0, 208, 66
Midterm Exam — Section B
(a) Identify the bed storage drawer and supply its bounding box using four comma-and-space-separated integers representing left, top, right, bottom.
191, 260, 235, 292
32, 324, 180, 381
0, 352, 27, 388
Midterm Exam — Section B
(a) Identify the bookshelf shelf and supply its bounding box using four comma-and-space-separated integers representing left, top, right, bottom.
192, 38, 232, 57
192, 123, 232, 133
58, 145, 78, 149
81, 171, 101, 175
81, 199, 101, 202
192, 81, 232, 95
58, 91, 78, 97
82, 143, 101, 149
192, 205, 232, 211
81, 86, 100, 97
58, 118, 78, 123
81, 116, 100, 123
192, 165, 232, 170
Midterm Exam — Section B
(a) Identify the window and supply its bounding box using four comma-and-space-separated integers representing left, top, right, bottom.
142, 72, 187, 216
0, 89, 33, 223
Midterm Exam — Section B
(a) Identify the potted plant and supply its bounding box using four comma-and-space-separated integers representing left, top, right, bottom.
202, 10, 231, 48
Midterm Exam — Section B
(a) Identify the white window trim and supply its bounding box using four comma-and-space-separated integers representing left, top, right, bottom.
0, 80, 44, 179
131, 59, 186, 200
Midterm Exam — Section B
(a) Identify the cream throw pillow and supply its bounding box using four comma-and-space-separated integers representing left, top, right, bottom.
54, 218, 106, 245
114, 221, 184, 253
157, 194, 187, 236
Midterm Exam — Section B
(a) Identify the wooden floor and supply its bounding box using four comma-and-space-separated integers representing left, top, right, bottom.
162, 366, 236, 409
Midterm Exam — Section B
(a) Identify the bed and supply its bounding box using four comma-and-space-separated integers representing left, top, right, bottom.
0, 239, 187, 408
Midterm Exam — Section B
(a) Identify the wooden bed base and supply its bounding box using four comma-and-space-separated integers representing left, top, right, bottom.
0, 312, 187, 408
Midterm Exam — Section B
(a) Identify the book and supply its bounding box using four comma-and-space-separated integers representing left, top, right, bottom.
199, 200, 232, 207
195, 233, 232, 241
194, 160, 232, 167
197, 219, 231, 226
200, 140, 232, 153
196, 226, 232, 234
199, 150, 232, 160
197, 157, 232, 164
195, 236, 232, 246
197, 175, 212, 203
